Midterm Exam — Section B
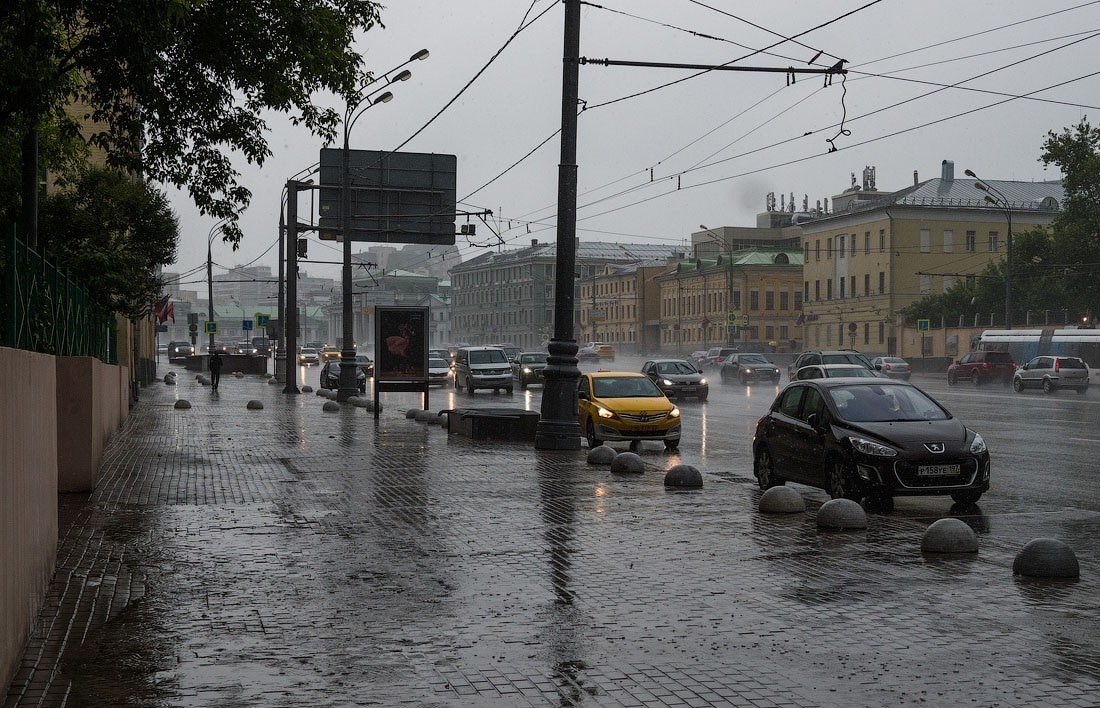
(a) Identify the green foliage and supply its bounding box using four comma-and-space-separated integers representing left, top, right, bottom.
1041, 118, 1100, 318
38, 168, 179, 320
1, 0, 383, 244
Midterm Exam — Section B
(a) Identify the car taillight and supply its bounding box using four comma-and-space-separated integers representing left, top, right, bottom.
884, 363, 891, 370
1054, 359, 1060, 372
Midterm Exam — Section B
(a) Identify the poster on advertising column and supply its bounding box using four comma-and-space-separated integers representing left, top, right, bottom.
375, 306, 428, 381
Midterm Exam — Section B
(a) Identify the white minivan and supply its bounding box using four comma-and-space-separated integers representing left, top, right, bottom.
454, 346, 513, 394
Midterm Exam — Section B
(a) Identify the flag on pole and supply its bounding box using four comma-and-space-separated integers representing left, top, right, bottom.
794, 312, 805, 326
154, 295, 173, 324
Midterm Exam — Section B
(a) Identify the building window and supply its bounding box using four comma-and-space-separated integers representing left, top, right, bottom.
966, 230, 976, 252
814, 281, 820, 301
879, 229, 886, 251
732, 291, 741, 310
878, 322, 885, 344
804, 281, 810, 302
966, 274, 976, 288
920, 229, 931, 253
851, 234, 856, 256
794, 292, 802, 310
749, 291, 760, 310
864, 273, 870, 296
804, 243, 810, 262
838, 235, 846, 258
826, 279, 833, 300
863, 322, 869, 345
839, 277, 845, 298
779, 291, 789, 310
879, 271, 885, 294
943, 274, 955, 292
827, 238, 833, 258
989, 231, 999, 252
864, 232, 870, 254
920, 274, 930, 294
815, 240, 821, 261
943, 229, 953, 253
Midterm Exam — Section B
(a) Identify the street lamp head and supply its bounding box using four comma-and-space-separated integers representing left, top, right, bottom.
964, 169, 977, 178
410, 48, 430, 62
372, 91, 394, 105
974, 181, 988, 192
983, 195, 996, 205
392, 69, 412, 83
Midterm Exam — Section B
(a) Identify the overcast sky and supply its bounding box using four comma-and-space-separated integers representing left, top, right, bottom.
167, 0, 1100, 290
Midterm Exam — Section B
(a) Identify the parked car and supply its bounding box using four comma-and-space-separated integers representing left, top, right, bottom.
577, 371, 681, 450
319, 345, 341, 363
454, 346, 513, 393
794, 364, 882, 380
319, 360, 366, 392
787, 350, 876, 380
298, 347, 319, 365
1012, 355, 1089, 394
720, 353, 782, 385
641, 359, 709, 400
947, 350, 1015, 386
704, 346, 739, 367
512, 351, 549, 390
167, 341, 194, 362
871, 356, 912, 380
427, 357, 451, 386
752, 378, 990, 510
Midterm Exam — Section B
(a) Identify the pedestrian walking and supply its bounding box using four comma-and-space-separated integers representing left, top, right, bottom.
209, 351, 223, 390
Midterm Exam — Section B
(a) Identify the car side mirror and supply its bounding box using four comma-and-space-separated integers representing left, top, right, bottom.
874, 363, 883, 370
578, 391, 590, 400
805, 412, 820, 429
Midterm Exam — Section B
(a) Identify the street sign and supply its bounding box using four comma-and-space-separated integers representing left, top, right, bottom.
242, 319, 253, 331
205, 321, 217, 334
155, 324, 168, 333
848, 321, 858, 333
727, 311, 738, 325
917, 318, 930, 331
727, 325, 738, 334
256, 313, 270, 327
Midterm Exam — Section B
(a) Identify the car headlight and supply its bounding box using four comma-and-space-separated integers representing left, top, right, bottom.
698, 378, 707, 385
669, 407, 680, 418
848, 436, 898, 457
597, 406, 615, 419
523, 366, 532, 373
969, 432, 987, 455
661, 378, 674, 386
744, 367, 754, 374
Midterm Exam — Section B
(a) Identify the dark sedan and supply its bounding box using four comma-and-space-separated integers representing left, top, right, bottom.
752, 379, 989, 510
641, 359, 709, 400
512, 351, 549, 390
719, 353, 782, 385
319, 361, 366, 393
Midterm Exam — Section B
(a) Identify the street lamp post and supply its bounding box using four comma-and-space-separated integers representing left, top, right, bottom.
336, 49, 428, 402
964, 169, 1013, 329
206, 218, 230, 355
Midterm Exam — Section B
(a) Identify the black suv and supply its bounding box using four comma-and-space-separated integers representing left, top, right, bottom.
787, 350, 876, 381
947, 350, 1016, 386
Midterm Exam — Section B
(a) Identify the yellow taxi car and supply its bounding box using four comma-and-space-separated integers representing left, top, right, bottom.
318, 344, 341, 363
577, 371, 681, 450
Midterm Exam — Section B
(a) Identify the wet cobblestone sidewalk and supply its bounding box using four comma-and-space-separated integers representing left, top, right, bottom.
5, 373, 1100, 707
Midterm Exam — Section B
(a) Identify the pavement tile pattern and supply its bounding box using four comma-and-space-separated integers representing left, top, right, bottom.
4, 372, 1100, 707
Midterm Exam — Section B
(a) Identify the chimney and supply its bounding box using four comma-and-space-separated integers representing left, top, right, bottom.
913, 170, 919, 185
941, 159, 954, 182
531, 239, 537, 247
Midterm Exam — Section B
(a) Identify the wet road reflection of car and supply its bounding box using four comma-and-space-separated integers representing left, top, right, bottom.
752, 378, 989, 511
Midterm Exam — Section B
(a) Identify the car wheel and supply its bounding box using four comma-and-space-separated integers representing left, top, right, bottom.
466, 376, 475, 393
520, 376, 528, 391
739, 372, 748, 385
1012, 377, 1023, 392
454, 375, 461, 391
947, 372, 957, 386
826, 458, 863, 502
971, 373, 981, 387
505, 387, 513, 394
586, 420, 602, 449
753, 446, 786, 490
950, 490, 982, 506
664, 438, 680, 451
1042, 378, 1054, 394
1077, 384, 1089, 395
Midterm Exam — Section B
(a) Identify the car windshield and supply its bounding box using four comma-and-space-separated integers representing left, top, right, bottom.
821, 353, 872, 367
829, 384, 948, 422
824, 367, 877, 378
984, 351, 1013, 363
656, 361, 696, 375
470, 349, 508, 364
428, 358, 448, 367
301, 348, 317, 354
740, 355, 771, 364
520, 354, 548, 364
593, 376, 663, 398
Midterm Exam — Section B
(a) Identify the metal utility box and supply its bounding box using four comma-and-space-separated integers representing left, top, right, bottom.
445, 407, 541, 442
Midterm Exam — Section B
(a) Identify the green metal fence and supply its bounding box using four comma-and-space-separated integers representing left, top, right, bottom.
1, 223, 117, 362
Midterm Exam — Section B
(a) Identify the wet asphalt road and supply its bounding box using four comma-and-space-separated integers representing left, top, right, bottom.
4, 356, 1100, 707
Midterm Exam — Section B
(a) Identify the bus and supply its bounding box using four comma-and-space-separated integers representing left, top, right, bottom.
977, 328, 1100, 365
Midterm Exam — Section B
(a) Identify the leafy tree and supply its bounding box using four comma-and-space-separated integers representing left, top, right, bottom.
1, 0, 383, 245
38, 168, 178, 320
1040, 118, 1100, 318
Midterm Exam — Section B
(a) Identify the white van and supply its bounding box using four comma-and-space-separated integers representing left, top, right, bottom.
454, 346, 513, 393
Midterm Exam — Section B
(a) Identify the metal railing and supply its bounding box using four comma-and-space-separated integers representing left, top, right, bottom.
1, 223, 117, 362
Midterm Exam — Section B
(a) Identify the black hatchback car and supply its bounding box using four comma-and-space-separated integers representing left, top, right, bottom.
641, 358, 709, 400
752, 379, 989, 510
719, 353, 782, 385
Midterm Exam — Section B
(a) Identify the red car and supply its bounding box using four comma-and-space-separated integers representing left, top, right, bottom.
947, 350, 1016, 386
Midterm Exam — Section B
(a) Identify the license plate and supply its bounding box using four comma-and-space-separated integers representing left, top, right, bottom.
918, 464, 960, 476
680, 387, 696, 393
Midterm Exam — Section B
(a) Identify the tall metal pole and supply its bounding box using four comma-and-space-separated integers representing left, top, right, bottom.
337, 121, 357, 401
277, 194, 286, 384
535, 0, 582, 450
1005, 210, 1013, 330
283, 181, 301, 393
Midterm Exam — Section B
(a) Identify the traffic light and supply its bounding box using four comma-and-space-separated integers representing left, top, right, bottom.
296, 238, 308, 259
